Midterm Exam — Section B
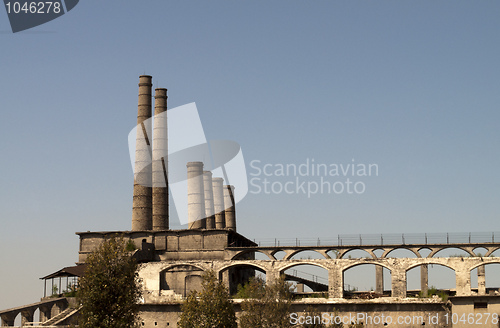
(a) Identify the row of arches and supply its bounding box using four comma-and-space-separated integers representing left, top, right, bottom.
232, 246, 500, 261
154, 259, 500, 300
0, 299, 67, 327
2, 308, 40, 327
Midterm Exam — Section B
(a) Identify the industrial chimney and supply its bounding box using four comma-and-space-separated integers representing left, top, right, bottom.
203, 171, 215, 229
152, 88, 168, 230
212, 178, 226, 229
187, 162, 206, 229
223, 185, 236, 231
132, 75, 153, 231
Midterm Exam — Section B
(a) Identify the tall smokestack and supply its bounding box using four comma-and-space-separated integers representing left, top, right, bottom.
203, 171, 215, 229
132, 75, 153, 231
187, 162, 206, 229
223, 185, 236, 231
152, 88, 168, 231
212, 178, 226, 229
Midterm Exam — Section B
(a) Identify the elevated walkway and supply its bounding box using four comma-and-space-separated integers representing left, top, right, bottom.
0, 297, 72, 327
285, 273, 328, 292
40, 306, 80, 326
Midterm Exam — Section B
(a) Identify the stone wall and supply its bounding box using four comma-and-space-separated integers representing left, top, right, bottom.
76, 229, 256, 263
138, 298, 450, 328
449, 295, 500, 328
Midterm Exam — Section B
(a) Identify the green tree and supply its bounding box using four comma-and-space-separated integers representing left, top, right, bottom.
77, 237, 142, 328
178, 270, 237, 328
239, 276, 293, 328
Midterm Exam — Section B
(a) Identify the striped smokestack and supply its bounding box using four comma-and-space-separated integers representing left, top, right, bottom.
187, 162, 206, 229
223, 185, 236, 231
152, 88, 168, 230
132, 75, 153, 231
212, 178, 225, 229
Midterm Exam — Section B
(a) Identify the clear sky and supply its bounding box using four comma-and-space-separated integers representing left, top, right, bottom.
1, 1, 500, 310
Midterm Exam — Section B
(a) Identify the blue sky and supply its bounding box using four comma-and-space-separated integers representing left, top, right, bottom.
1, 1, 500, 310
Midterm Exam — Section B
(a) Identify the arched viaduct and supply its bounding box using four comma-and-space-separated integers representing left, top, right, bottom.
0, 298, 70, 327
139, 242, 500, 301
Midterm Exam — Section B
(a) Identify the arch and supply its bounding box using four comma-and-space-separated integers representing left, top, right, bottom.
280, 263, 329, 294
159, 262, 207, 273
406, 261, 456, 272
326, 249, 340, 259
159, 264, 205, 297
271, 250, 287, 260
342, 261, 392, 272
340, 249, 375, 259
285, 249, 327, 260
407, 263, 456, 296
485, 247, 500, 257
14, 312, 21, 327
430, 247, 474, 258
218, 262, 269, 275
405, 265, 424, 296
372, 248, 385, 259
279, 261, 330, 273
218, 262, 267, 296
383, 247, 419, 258
469, 259, 500, 271
472, 247, 489, 257
231, 249, 274, 260
418, 247, 432, 258
33, 308, 40, 326
471, 263, 500, 293
343, 263, 392, 297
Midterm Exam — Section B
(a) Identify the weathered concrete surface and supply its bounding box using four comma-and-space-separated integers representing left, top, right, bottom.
449, 295, 500, 328
375, 265, 384, 294
76, 229, 256, 263
137, 298, 450, 328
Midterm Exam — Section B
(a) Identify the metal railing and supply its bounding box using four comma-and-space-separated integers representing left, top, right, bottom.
286, 269, 357, 292
287, 268, 328, 285
253, 232, 500, 247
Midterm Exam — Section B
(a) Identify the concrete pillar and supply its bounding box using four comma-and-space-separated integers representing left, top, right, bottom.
39, 305, 51, 323
203, 171, 216, 229
328, 267, 343, 298
223, 185, 236, 231
391, 268, 407, 298
21, 310, 34, 327
221, 270, 230, 291
187, 162, 206, 229
420, 264, 429, 297
455, 268, 471, 296
478, 265, 486, 295
51, 303, 62, 317
265, 269, 281, 287
152, 88, 169, 231
296, 283, 304, 293
132, 75, 153, 231
212, 178, 226, 229
375, 265, 384, 294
